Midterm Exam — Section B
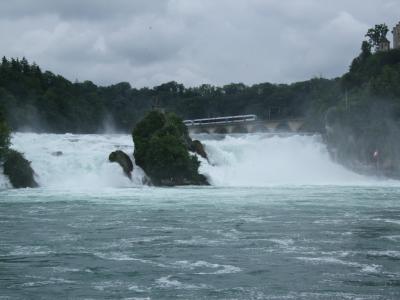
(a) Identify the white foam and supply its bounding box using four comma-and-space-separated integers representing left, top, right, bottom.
93, 280, 123, 291
93, 251, 168, 268
367, 250, 400, 258
297, 256, 360, 266
174, 236, 222, 246
93, 251, 137, 261
267, 238, 294, 247
296, 256, 382, 274
156, 275, 209, 289
127, 285, 148, 292
0, 167, 11, 189
361, 264, 382, 273
173, 260, 241, 274
19, 277, 76, 287
51, 267, 81, 273
9, 245, 54, 256
373, 218, 400, 225
199, 134, 391, 186
10, 133, 145, 189
382, 235, 400, 241
8, 132, 398, 189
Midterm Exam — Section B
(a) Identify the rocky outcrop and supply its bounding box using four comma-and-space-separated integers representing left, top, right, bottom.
132, 111, 209, 186
109, 150, 134, 179
3, 149, 38, 188
190, 140, 208, 161
51, 151, 63, 156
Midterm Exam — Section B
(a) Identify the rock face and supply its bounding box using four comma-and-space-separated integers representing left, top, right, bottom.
51, 151, 63, 156
3, 149, 38, 188
132, 111, 209, 186
190, 140, 208, 161
109, 150, 134, 179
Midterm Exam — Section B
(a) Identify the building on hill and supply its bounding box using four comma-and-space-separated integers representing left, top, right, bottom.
378, 37, 390, 52
393, 22, 400, 49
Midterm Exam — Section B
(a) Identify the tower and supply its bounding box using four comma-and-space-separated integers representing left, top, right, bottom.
393, 22, 400, 49
378, 38, 390, 52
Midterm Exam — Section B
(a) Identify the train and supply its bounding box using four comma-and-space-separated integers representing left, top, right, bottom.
183, 114, 257, 126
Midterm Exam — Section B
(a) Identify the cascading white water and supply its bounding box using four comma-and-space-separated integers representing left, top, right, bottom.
0, 169, 11, 189
199, 133, 377, 186
5, 132, 387, 189
10, 133, 145, 189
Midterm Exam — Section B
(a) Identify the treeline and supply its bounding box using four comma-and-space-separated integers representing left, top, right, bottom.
0, 43, 399, 139
0, 56, 342, 133
0, 57, 151, 132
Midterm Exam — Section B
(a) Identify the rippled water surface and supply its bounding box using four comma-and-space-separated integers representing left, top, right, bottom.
1, 186, 400, 299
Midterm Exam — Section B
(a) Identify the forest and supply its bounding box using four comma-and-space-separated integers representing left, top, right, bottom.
0, 26, 399, 136
0, 55, 341, 133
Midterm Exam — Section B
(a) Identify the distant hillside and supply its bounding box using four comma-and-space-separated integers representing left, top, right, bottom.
0, 56, 342, 133
0, 47, 399, 135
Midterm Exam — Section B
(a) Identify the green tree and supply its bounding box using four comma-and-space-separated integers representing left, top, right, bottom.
132, 111, 207, 186
361, 41, 372, 58
365, 24, 389, 51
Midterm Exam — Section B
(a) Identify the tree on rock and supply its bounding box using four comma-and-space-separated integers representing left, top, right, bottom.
365, 24, 389, 51
132, 110, 208, 186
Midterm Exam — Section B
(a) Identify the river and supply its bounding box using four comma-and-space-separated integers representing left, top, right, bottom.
1, 133, 399, 299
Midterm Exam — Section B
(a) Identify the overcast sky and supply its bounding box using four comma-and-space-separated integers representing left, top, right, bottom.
0, 0, 399, 88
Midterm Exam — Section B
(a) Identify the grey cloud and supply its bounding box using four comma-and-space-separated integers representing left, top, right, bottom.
0, 0, 166, 20
0, 0, 399, 87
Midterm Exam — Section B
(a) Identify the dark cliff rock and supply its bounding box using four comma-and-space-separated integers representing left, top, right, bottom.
190, 140, 208, 161
3, 149, 38, 188
109, 150, 134, 179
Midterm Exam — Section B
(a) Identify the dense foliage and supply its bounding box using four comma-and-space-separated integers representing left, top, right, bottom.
0, 56, 340, 133
132, 111, 208, 186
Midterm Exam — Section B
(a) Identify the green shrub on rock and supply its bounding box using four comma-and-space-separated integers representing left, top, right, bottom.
132, 111, 208, 186
3, 149, 38, 188
0, 109, 38, 188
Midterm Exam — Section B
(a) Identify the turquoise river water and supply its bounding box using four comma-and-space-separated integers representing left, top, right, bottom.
0, 133, 399, 299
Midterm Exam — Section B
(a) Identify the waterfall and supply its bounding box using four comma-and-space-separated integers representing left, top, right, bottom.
7, 132, 386, 189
